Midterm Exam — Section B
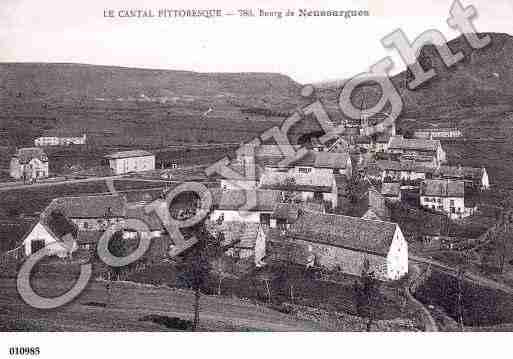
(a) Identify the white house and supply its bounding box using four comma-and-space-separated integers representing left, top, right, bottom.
21, 209, 79, 258
209, 189, 282, 226
273, 212, 408, 281
105, 150, 155, 175
10, 147, 49, 181
236, 144, 352, 178
420, 179, 473, 219
35, 133, 87, 146
22, 193, 169, 256
414, 128, 462, 139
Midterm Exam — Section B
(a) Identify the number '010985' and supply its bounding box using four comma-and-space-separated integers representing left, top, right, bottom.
9, 347, 40, 356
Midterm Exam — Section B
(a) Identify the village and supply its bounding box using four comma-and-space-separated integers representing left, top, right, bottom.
2, 103, 509, 332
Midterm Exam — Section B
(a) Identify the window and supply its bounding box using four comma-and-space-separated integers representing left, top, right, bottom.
450, 199, 455, 206
260, 213, 271, 226
451, 207, 455, 214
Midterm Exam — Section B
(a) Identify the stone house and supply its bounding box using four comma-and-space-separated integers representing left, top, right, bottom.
259, 170, 339, 209
10, 147, 49, 181
270, 212, 408, 281
387, 136, 446, 166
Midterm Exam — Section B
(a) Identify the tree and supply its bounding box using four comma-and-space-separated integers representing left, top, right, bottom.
354, 258, 383, 331
210, 256, 235, 296
254, 269, 274, 304
175, 224, 223, 331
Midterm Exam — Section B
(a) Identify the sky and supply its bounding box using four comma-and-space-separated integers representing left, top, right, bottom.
0, 0, 512, 83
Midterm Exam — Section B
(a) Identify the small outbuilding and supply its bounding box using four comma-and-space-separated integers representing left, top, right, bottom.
105, 150, 155, 175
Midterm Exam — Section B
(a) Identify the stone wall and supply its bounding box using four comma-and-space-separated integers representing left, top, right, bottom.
269, 237, 389, 280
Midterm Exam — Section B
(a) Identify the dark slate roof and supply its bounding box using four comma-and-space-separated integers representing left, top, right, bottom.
377, 160, 432, 173
211, 189, 282, 212
420, 180, 464, 197
388, 136, 440, 152
437, 166, 485, 180
259, 171, 333, 193
13, 147, 47, 164
381, 183, 401, 197
105, 150, 154, 159
43, 195, 127, 219
45, 210, 78, 238
288, 212, 398, 255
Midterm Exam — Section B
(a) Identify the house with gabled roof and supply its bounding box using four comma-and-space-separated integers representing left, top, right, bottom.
43, 194, 127, 232
209, 189, 283, 226
105, 150, 155, 175
10, 147, 49, 182
420, 179, 475, 219
21, 210, 78, 257
387, 135, 446, 166
237, 144, 352, 178
34, 131, 87, 147
435, 165, 489, 190
269, 212, 408, 281
259, 170, 338, 209
21, 192, 173, 258
208, 221, 267, 267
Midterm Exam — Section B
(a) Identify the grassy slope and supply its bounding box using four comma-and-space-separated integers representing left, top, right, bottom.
0, 63, 303, 147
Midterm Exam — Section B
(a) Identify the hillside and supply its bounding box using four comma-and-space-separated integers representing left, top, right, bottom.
314, 33, 513, 190
0, 63, 303, 147
317, 33, 513, 122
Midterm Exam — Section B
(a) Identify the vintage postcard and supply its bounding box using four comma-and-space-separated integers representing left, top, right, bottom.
0, 0, 512, 357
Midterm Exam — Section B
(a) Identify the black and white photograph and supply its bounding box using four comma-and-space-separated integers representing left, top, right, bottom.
1, 0, 513, 357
